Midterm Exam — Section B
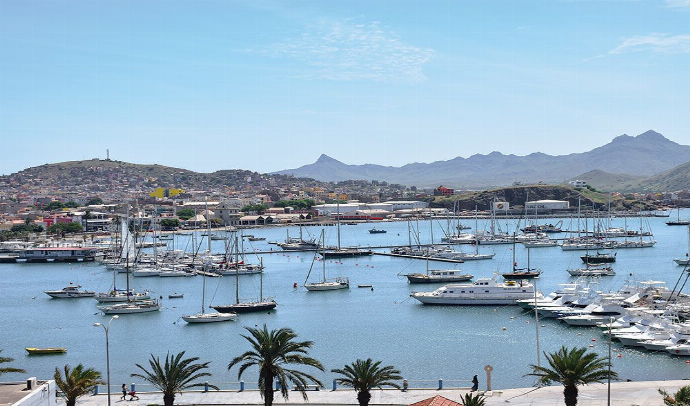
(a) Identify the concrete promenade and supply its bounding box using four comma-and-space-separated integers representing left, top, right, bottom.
69, 380, 687, 406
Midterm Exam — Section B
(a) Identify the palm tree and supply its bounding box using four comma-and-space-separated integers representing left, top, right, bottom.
462, 392, 486, 406
331, 358, 402, 406
131, 351, 217, 406
527, 346, 617, 406
228, 325, 324, 406
0, 350, 25, 376
53, 364, 103, 406
659, 385, 690, 406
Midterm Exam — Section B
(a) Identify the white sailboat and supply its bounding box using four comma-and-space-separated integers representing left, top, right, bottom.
99, 212, 161, 315
305, 230, 350, 291
182, 265, 236, 323
674, 225, 690, 266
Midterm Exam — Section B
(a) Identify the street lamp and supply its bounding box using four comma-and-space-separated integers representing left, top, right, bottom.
607, 316, 614, 406
94, 315, 119, 406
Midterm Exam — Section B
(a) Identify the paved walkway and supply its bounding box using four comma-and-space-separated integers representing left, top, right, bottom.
69, 380, 687, 406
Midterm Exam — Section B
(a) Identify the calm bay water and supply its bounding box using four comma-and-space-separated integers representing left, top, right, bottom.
2, 211, 690, 389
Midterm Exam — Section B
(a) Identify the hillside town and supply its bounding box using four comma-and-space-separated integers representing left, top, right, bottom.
1, 159, 689, 239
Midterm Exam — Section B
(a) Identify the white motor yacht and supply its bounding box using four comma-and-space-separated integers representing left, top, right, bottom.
410, 272, 539, 305
45, 284, 95, 298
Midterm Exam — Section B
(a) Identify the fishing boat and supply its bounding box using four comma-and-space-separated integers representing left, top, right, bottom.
305, 230, 350, 291
182, 267, 236, 323
368, 228, 387, 234
25, 347, 66, 355
44, 283, 95, 298
410, 272, 538, 305
211, 236, 276, 314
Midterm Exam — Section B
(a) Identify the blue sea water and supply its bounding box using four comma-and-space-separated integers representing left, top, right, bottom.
2, 212, 689, 390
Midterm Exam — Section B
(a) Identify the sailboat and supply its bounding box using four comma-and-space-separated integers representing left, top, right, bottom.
501, 238, 542, 279
99, 257, 161, 314
99, 210, 161, 314
217, 232, 264, 275
319, 202, 372, 258
182, 266, 237, 323
674, 225, 690, 266
211, 236, 276, 314
278, 226, 320, 251
305, 230, 350, 291
405, 256, 473, 283
667, 208, 690, 226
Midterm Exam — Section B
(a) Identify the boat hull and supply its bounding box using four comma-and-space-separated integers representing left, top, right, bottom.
212, 301, 277, 314
182, 312, 237, 323
26, 347, 66, 355
305, 282, 349, 291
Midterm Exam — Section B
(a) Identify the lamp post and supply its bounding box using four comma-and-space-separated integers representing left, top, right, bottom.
94, 315, 119, 406
607, 316, 614, 406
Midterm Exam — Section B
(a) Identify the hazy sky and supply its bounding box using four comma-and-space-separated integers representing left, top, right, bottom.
1, 0, 689, 175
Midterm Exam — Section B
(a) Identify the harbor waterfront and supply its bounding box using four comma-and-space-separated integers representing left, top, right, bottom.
2, 212, 690, 390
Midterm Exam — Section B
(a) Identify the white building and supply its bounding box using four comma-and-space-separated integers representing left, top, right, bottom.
383, 201, 429, 211
568, 180, 587, 188
525, 200, 570, 210
312, 204, 360, 216
3, 378, 57, 406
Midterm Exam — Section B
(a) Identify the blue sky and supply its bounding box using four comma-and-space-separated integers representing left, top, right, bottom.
1, 0, 689, 175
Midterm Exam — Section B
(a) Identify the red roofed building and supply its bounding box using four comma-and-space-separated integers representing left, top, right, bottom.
434, 186, 454, 196
408, 395, 464, 406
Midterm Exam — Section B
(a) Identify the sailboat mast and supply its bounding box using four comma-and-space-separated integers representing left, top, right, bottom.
336, 201, 341, 250
201, 269, 206, 314
322, 229, 326, 282
259, 258, 264, 302
206, 199, 211, 254
235, 235, 240, 304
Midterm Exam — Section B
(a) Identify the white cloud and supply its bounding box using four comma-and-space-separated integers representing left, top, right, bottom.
258, 18, 435, 83
609, 33, 690, 54
666, 0, 690, 10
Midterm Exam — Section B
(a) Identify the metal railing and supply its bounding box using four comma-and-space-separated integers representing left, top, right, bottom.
94, 378, 476, 395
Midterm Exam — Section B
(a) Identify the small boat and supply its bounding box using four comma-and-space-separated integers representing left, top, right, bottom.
168, 293, 184, 299
100, 299, 161, 314
26, 347, 66, 355
667, 208, 690, 226
369, 228, 387, 234
406, 270, 473, 284
358, 284, 373, 288
44, 284, 95, 298
247, 237, 266, 241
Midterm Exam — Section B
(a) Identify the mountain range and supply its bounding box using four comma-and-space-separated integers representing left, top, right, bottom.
274, 130, 690, 189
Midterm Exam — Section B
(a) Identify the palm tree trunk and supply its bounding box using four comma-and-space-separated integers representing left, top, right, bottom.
264, 375, 274, 406
163, 393, 175, 406
357, 390, 372, 406
66, 398, 76, 406
563, 384, 578, 406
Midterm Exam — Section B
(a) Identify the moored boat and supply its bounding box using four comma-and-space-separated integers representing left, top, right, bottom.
44, 284, 95, 298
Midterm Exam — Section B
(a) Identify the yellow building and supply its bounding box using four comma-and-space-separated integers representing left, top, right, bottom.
150, 188, 185, 198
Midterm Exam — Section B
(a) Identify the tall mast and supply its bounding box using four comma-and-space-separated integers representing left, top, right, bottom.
322, 229, 326, 282
336, 201, 341, 250
235, 234, 240, 304
259, 257, 264, 302
206, 198, 211, 254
